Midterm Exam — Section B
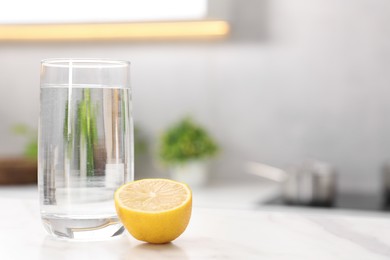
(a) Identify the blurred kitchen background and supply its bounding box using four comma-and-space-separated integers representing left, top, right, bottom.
1, 0, 390, 211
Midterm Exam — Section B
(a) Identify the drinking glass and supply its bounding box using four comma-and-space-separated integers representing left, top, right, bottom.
38, 59, 133, 240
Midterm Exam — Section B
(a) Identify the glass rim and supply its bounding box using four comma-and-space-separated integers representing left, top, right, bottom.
41, 58, 130, 68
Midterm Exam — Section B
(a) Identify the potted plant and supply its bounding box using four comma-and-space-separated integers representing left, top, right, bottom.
158, 117, 219, 187
0, 124, 38, 184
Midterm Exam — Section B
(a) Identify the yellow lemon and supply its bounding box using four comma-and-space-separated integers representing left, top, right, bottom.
114, 178, 192, 244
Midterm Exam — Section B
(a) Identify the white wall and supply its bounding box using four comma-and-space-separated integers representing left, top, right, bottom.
1, 0, 390, 193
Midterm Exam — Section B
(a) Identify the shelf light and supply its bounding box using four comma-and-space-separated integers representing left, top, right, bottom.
0, 21, 229, 41
0, 0, 231, 41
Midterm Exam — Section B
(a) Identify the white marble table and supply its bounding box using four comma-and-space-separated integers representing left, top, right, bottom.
1, 185, 390, 259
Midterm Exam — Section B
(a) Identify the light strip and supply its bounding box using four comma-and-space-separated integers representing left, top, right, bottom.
0, 21, 229, 41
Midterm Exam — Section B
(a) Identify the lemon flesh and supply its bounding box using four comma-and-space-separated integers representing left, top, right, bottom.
115, 178, 192, 244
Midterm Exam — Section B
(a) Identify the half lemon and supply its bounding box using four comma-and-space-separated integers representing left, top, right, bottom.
115, 178, 192, 244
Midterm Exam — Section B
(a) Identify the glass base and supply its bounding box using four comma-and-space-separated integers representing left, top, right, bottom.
41, 215, 125, 241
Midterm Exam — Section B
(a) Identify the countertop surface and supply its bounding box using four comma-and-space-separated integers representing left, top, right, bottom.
1, 183, 390, 259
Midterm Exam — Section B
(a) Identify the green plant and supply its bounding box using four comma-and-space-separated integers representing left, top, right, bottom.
159, 117, 218, 165
134, 126, 147, 156
78, 88, 97, 176
11, 124, 37, 160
